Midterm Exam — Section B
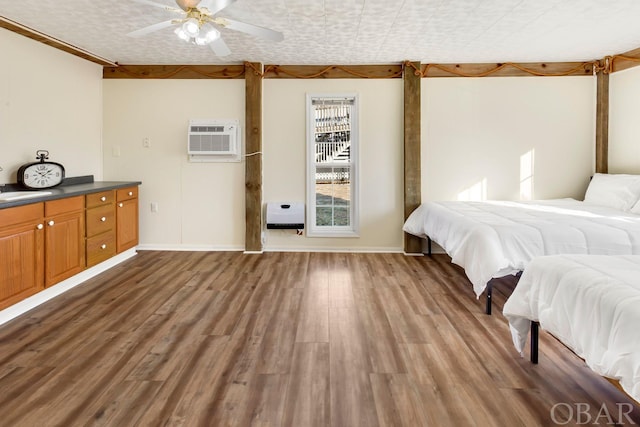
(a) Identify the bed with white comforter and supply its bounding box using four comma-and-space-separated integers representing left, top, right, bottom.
403, 198, 640, 297
502, 254, 640, 402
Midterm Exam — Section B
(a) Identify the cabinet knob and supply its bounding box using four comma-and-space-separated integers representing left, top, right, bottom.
101, 196, 107, 202
48, 220, 54, 226
101, 217, 107, 222
101, 244, 107, 249
128, 191, 133, 196
37, 224, 43, 230
119, 203, 123, 208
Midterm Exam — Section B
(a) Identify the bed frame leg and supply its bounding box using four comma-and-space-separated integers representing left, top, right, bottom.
485, 281, 493, 315
531, 321, 539, 364
427, 237, 432, 256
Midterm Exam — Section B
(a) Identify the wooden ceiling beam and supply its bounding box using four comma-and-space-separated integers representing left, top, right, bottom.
421, 61, 595, 78
102, 62, 600, 79
0, 16, 115, 67
102, 65, 245, 79
610, 47, 640, 73
262, 65, 403, 79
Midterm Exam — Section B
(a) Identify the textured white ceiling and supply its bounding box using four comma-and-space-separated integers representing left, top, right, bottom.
2, 0, 640, 65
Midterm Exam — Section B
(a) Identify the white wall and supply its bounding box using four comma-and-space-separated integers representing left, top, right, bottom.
263, 79, 404, 252
0, 28, 103, 185
609, 66, 640, 174
102, 79, 246, 250
103, 75, 596, 252
104, 78, 404, 252
422, 76, 596, 202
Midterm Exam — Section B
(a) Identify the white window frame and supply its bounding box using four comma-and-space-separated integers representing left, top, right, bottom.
306, 93, 359, 237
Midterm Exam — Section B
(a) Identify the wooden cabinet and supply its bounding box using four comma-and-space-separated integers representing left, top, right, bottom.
45, 196, 85, 287
0, 184, 139, 309
0, 203, 45, 310
0, 196, 86, 303
116, 186, 139, 253
86, 191, 116, 267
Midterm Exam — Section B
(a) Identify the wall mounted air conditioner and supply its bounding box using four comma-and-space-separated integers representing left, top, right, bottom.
188, 119, 241, 162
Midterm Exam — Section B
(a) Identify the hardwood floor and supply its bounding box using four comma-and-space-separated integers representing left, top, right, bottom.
0, 251, 638, 426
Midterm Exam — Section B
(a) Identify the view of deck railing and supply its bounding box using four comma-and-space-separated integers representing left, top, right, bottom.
315, 139, 350, 163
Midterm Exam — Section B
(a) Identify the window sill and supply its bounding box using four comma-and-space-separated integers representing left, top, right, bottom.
306, 230, 360, 238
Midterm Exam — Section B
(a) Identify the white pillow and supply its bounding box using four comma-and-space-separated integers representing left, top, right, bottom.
631, 199, 640, 215
583, 173, 640, 211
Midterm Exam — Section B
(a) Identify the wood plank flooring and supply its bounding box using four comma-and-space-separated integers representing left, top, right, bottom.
0, 251, 638, 426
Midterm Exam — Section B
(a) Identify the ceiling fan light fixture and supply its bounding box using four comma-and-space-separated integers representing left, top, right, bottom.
128, 0, 283, 57
174, 27, 191, 42
182, 18, 200, 37
195, 24, 220, 45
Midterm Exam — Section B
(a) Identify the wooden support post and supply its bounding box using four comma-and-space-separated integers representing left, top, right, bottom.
404, 62, 422, 254
245, 62, 263, 253
595, 69, 609, 174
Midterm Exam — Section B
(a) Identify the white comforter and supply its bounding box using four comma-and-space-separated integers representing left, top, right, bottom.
403, 199, 640, 297
503, 255, 640, 402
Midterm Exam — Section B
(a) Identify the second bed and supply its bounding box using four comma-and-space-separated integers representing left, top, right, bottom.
403, 197, 640, 312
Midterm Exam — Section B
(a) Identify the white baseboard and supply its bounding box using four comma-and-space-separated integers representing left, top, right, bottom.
403, 252, 425, 256
263, 246, 404, 253
136, 243, 244, 252
137, 243, 403, 254
0, 249, 137, 327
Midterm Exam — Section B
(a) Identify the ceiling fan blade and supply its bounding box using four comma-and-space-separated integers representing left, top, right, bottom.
209, 37, 231, 56
132, 0, 182, 13
127, 19, 176, 37
199, 0, 237, 15
217, 18, 284, 42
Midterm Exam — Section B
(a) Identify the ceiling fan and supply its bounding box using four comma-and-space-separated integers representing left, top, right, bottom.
127, 0, 284, 57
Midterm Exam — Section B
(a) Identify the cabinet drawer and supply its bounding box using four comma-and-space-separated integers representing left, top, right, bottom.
86, 204, 115, 237
45, 196, 83, 216
86, 231, 116, 267
0, 203, 44, 229
117, 186, 138, 202
86, 191, 115, 209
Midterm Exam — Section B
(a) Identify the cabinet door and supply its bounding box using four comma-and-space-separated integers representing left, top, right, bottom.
0, 222, 44, 310
116, 198, 138, 253
45, 210, 85, 287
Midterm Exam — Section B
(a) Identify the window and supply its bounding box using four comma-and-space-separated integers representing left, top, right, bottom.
306, 94, 358, 237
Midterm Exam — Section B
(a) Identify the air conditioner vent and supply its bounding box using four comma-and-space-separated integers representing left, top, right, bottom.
189, 134, 231, 153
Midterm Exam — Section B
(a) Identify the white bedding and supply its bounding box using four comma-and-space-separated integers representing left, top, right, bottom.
502, 255, 640, 403
403, 199, 640, 297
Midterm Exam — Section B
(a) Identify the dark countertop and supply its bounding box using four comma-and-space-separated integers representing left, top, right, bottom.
0, 176, 141, 209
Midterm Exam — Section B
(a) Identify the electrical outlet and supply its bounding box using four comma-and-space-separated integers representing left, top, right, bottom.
150, 202, 158, 212
143, 137, 151, 148
112, 145, 121, 157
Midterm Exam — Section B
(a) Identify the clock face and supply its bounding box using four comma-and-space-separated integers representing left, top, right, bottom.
22, 163, 64, 189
